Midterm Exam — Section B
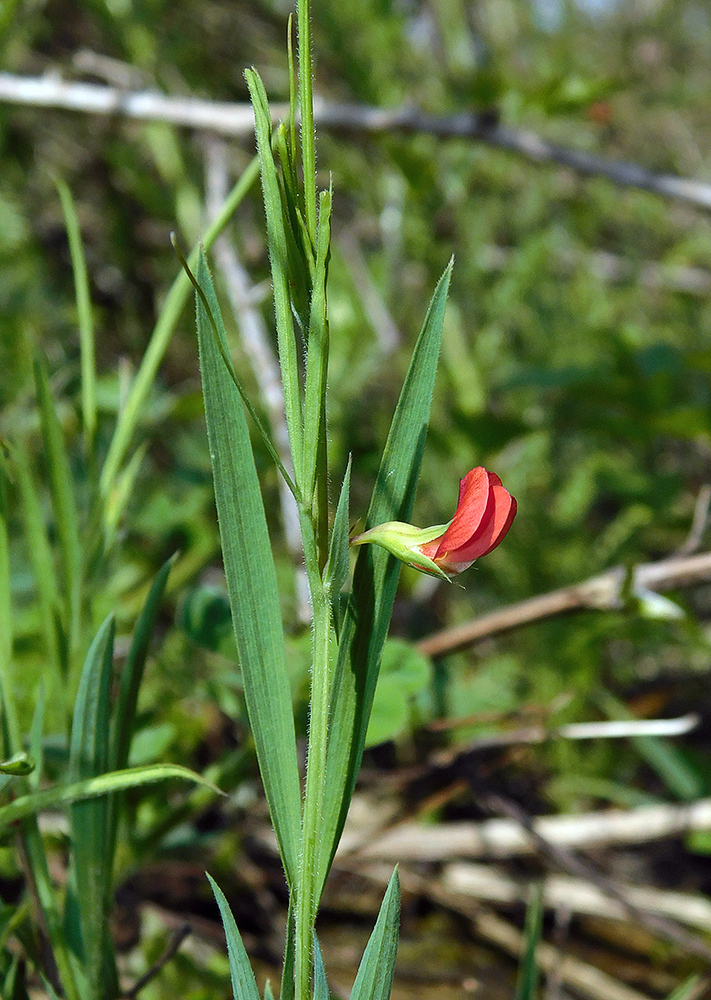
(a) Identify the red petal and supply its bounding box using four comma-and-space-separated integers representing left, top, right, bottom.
429, 467, 493, 556
444, 485, 517, 562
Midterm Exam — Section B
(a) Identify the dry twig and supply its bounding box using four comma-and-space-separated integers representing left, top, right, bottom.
344, 797, 711, 861
417, 550, 711, 658
3, 72, 711, 211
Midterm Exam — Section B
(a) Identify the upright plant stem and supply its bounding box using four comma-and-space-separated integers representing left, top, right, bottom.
295, 518, 331, 1000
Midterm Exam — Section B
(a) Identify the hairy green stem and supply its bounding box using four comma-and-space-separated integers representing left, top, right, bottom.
294, 515, 332, 1000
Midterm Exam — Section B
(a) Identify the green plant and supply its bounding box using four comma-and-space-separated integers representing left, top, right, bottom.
193, 5, 512, 997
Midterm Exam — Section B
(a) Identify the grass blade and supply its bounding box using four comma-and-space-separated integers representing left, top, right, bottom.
0, 454, 19, 753
110, 555, 175, 774
106, 555, 175, 863
245, 68, 304, 483
350, 869, 400, 1000
303, 187, 332, 513
207, 874, 260, 1000
8, 440, 64, 680
325, 456, 351, 598
313, 936, 328, 1000
196, 250, 302, 886
56, 179, 96, 450
99, 156, 259, 511
19, 822, 85, 1000
67, 614, 115, 997
514, 886, 543, 1000
0, 764, 218, 831
316, 262, 452, 892
33, 351, 82, 678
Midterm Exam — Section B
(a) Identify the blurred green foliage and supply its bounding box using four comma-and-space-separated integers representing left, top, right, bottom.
2, 0, 711, 993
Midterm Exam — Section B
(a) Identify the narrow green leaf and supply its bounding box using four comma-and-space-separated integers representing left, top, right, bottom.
103, 442, 147, 549
514, 886, 543, 1000
196, 250, 302, 885
20, 819, 85, 1000
313, 936, 328, 1000
325, 456, 352, 598
33, 351, 82, 676
280, 901, 295, 1000
350, 869, 400, 1000
207, 875, 260, 1000
8, 440, 64, 679
245, 68, 304, 483
287, 14, 297, 158
0, 764, 217, 832
0, 456, 19, 753
173, 237, 295, 495
67, 614, 115, 997
28, 682, 45, 790
110, 555, 175, 774
106, 555, 175, 865
56, 179, 96, 449
316, 262, 452, 892
100, 155, 260, 510
303, 187, 332, 506
297, 0, 317, 242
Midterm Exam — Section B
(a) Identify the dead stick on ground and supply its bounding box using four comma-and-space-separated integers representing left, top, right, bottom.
481, 792, 711, 963
417, 550, 711, 658
348, 797, 711, 860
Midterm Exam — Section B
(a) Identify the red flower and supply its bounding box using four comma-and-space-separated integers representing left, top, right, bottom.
418, 467, 517, 575
351, 466, 517, 579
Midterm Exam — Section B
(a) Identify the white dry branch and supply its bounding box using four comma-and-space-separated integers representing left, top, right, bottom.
341, 797, 711, 861
441, 863, 711, 933
3, 71, 711, 211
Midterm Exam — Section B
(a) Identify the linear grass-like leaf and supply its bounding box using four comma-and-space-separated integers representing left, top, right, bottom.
303, 187, 332, 507
325, 456, 351, 599
196, 250, 301, 886
350, 869, 400, 1000
110, 555, 175, 774
9, 440, 64, 679
19, 822, 85, 1000
514, 886, 543, 1000
33, 351, 82, 677
0, 455, 19, 753
100, 156, 260, 510
67, 614, 115, 997
313, 936, 328, 1000
316, 262, 452, 893
207, 875, 261, 1000
106, 555, 175, 862
0, 764, 217, 832
56, 179, 96, 450
245, 68, 304, 483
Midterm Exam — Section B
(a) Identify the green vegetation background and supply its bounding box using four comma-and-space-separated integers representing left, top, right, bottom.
3, 0, 711, 992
